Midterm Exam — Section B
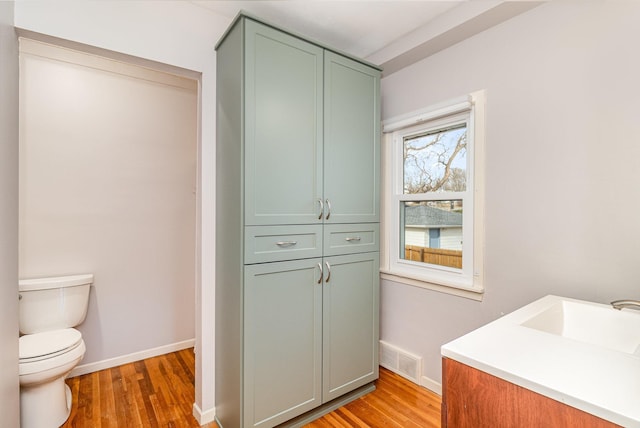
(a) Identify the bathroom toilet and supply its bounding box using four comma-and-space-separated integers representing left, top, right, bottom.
18, 274, 93, 428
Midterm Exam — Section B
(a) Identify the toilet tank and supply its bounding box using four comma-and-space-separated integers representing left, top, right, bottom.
19, 274, 93, 335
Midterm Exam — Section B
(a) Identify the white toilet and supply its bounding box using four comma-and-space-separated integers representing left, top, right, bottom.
18, 274, 93, 428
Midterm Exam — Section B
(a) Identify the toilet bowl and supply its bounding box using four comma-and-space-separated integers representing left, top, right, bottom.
19, 329, 86, 428
18, 274, 93, 428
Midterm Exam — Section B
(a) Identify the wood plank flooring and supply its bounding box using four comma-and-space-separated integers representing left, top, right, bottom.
62, 348, 441, 428
306, 369, 441, 428
62, 348, 212, 428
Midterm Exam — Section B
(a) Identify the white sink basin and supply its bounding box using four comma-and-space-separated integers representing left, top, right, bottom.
443, 295, 640, 427
521, 299, 640, 356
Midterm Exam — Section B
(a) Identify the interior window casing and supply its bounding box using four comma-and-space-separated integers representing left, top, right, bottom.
380, 91, 485, 300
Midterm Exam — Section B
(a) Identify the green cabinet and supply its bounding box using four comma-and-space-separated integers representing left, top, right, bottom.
244, 20, 324, 226
243, 252, 379, 427
324, 52, 380, 224
216, 13, 381, 428
244, 259, 323, 427
322, 252, 380, 402
243, 20, 380, 226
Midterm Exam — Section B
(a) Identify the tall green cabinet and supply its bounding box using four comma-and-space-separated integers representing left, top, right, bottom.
215, 14, 381, 428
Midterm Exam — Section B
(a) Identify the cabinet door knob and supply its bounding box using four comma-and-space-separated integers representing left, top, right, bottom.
325, 199, 332, 220
317, 198, 324, 220
317, 262, 323, 284
325, 261, 331, 283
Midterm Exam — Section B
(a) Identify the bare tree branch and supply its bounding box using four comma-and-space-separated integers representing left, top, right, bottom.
403, 130, 466, 193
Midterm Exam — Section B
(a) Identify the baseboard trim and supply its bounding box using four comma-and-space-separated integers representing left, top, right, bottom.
380, 360, 442, 396
68, 338, 196, 377
193, 402, 217, 425
382, 362, 442, 396
420, 375, 442, 396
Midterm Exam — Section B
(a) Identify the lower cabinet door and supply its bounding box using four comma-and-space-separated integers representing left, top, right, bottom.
322, 252, 380, 402
244, 258, 323, 428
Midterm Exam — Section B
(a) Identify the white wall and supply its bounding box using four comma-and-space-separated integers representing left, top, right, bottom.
19, 39, 197, 364
14, 1, 231, 421
381, 1, 640, 387
0, 2, 20, 426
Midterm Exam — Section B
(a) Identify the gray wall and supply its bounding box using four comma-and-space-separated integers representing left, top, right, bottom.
0, 1, 20, 426
380, 1, 640, 385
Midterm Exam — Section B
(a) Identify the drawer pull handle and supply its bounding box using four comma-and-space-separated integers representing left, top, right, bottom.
275, 241, 297, 247
345, 236, 361, 242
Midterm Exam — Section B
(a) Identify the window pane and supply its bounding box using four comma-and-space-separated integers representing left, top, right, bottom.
403, 125, 467, 194
400, 200, 462, 269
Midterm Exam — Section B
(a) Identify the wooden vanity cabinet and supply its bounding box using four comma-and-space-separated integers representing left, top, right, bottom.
441, 358, 620, 427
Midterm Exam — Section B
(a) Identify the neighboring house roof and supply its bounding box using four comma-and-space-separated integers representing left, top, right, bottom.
405, 204, 462, 227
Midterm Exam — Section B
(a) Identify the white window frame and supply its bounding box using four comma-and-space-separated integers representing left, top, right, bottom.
380, 91, 485, 300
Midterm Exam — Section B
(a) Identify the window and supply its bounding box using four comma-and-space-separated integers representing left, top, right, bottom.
381, 91, 485, 299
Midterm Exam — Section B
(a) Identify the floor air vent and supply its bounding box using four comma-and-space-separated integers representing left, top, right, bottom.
379, 340, 422, 383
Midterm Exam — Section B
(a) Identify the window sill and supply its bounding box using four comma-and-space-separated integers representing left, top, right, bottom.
379, 269, 484, 301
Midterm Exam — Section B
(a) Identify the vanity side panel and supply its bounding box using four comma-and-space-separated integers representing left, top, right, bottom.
442, 358, 620, 428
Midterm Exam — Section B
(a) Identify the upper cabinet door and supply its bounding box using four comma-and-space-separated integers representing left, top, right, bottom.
244, 20, 324, 226
323, 52, 380, 224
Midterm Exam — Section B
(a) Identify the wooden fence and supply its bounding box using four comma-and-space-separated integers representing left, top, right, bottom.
405, 245, 462, 269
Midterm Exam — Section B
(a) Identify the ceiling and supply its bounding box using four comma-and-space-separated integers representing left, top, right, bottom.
194, 0, 462, 58
193, 1, 544, 74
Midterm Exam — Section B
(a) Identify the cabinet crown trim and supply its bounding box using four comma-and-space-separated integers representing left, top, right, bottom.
215, 11, 383, 72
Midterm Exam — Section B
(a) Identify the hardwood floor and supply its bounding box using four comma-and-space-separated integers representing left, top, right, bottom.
62, 348, 213, 428
306, 369, 442, 427
62, 348, 441, 427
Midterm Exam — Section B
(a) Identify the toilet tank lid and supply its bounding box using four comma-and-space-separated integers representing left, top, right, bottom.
19, 274, 94, 292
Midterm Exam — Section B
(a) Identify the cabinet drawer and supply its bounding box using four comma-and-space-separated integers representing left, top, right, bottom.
323, 223, 379, 256
245, 225, 323, 264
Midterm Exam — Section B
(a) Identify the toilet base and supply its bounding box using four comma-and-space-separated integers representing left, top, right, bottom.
20, 376, 72, 428
65, 382, 72, 412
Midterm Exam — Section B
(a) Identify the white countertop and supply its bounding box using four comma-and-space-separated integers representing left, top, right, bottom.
441, 295, 640, 427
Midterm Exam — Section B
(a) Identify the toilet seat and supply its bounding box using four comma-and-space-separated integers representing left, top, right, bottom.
19, 328, 85, 378
20, 328, 82, 363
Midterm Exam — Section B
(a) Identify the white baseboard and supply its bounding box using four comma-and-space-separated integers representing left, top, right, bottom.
193, 402, 217, 425
68, 338, 196, 377
420, 375, 442, 396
